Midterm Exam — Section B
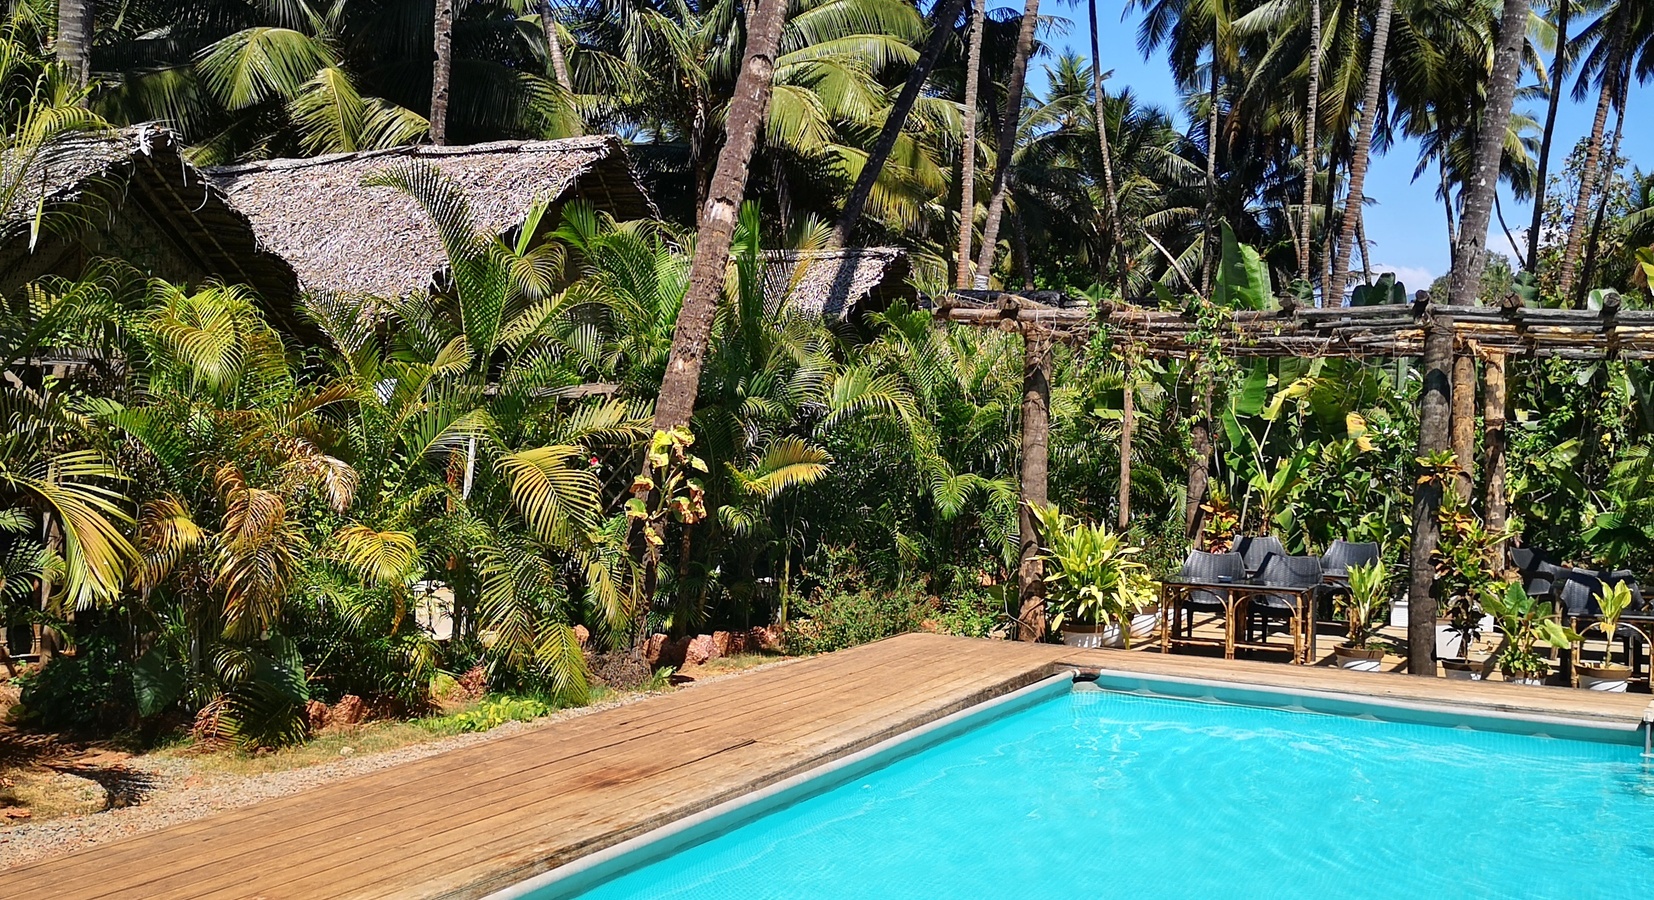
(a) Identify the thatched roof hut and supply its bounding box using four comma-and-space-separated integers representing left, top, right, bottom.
204, 135, 655, 298
762, 247, 912, 321
0, 125, 297, 309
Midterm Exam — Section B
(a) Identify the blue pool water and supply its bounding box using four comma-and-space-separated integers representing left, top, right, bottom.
563, 687, 1654, 900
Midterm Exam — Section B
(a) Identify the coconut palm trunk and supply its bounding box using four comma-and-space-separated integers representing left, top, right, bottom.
833, 0, 967, 248
1200, 32, 1221, 295
1328, 0, 1398, 301
1297, 0, 1323, 284
431, 0, 455, 145
56, 0, 95, 87
954, 0, 986, 288
1579, 98, 1626, 292
1447, 0, 1532, 305
540, 1, 573, 91
973, 0, 1041, 289
651, 0, 788, 429
1527, 0, 1570, 271
1556, 28, 1627, 305
1090, 0, 1130, 297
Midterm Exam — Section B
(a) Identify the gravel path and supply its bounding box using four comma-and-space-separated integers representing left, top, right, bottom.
0, 657, 800, 871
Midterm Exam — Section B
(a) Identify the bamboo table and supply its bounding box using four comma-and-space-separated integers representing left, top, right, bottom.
1161, 579, 1320, 664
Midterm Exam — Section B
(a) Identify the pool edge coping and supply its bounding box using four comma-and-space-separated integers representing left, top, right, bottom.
481, 668, 1080, 900
1078, 664, 1649, 743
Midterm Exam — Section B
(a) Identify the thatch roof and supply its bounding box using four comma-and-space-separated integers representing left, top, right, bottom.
205, 135, 656, 298
0, 125, 298, 307
762, 247, 911, 321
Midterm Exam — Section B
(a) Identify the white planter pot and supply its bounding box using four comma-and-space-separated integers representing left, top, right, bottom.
1441, 660, 1483, 681
1577, 666, 1630, 693
1434, 625, 1470, 660
1061, 614, 1157, 649
1388, 596, 1409, 629
1334, 648, 1384, 672
1508, 675, 1547, 687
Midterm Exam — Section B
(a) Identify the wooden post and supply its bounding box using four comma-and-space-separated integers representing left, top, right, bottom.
1185, 382, 1213, 546
1117, 354, 1134, 532
1450, 351, 1477, 499
1409, 320, 1454, 676
1017, 329, 1052, 642
1483, 350, 1508, 566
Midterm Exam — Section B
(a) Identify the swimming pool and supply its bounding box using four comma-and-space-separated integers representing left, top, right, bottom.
512, 676, 1654, 900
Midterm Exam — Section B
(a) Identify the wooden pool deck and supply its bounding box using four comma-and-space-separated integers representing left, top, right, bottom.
7, 634, 1652, 899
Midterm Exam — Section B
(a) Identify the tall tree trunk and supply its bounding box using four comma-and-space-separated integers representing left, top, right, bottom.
1297, 0, 1323, 284
1483, 350, 1508, 566
1329, 0, 1397, 300
1579, 98, 1626, 294
1409, 320, 1453, 675
1557, 29, 1625, 305
540, 0, 574, 91
953, 0, 986, 288
1441, 153, 1459, 257
1090, 0, 1130, 297
1356, 208, 1372, 285
431, 0, 455, 145
1527, 0, 1569, 271
1319, 156, 1339, 304
1117, 357, 1134, 531
973, 0, 1041, 289
1016, 331, 1052, 642
1447, 0, 1532, 305
56, 0, 94, 88
651, 0, 788, 429
834, 0, 967, 248
1185, 383, 1212, 543
1200, 31, 1221, 296
1450, 353, 1476, 499
1495, 191, 1524, 260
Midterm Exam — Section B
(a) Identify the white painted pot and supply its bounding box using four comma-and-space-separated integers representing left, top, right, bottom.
1334, 647, 1384, 672
1061, 614, 1157, 649
1441, 660, 1483, 681
1388, 596, 1409, 629
1508, 675, 1547, 687
1435, 625, 1470, 660
1577, 665, 1630, 693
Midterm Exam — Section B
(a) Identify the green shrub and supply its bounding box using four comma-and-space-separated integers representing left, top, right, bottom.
783, 583, 925, 654
423, 695, 555, 735
933, 587, 1006, 638
15, 637, 136, 735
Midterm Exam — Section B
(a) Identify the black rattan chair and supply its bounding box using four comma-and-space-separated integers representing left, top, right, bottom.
1175, 550, 1246, 639
1233, 535, 1285, 577
1320, 540, 1380, 578
1509, 546, 1564, 601
1246, 554, 1324, 658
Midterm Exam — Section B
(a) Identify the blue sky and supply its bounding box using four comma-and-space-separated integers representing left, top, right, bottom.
1025, 2, 1653, 290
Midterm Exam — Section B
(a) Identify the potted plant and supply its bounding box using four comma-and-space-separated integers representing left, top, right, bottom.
1428, 471, 1506, 679
1576, 581, 1638, 692
1333, 559, 1390, 672
1033, 505, 1159, 649
1481, 582, 1582, 686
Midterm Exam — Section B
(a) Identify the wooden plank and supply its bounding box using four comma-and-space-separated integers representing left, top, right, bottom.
10, 634, 1643, 900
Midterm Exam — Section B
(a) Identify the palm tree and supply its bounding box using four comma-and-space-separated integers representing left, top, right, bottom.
974, 0, 1042, 288
834, 0, 967, 247
1328, 0, 1399, 299
1446, 0, 1533, 305
954, 0, 987, 288
431, 0, 455, 145
1556, 0, 1652, 303
1089, 0, 1130, 296
55, 0, 93, 87
1527, 0, 1573, 271
652, 0, 789, 431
